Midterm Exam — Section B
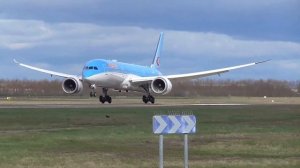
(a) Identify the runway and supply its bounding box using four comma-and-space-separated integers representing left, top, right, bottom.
0, 98, 249, 108
0, 97, 298, 108
0, 102, 248, 109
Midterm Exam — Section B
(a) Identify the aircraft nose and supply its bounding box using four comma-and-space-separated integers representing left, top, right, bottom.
82, 70, 92, 81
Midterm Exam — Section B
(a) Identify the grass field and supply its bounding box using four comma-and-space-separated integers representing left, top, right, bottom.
0, 105, 299, 168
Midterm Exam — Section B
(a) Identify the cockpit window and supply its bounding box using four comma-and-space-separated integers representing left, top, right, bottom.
85, 66, 98, 70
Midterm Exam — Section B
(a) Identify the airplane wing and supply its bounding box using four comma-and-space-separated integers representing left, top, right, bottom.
165, 60, 269, 81
14, 59, 80, 79
130, 60, 269, 84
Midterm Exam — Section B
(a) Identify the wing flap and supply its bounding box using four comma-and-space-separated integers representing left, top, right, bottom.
129, 76, 156, 85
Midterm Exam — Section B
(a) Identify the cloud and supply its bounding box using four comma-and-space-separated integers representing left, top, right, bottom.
166, 31, 300, 59
1, 0, 299, 42
5, 42, 34, 50
0, 18, 300, 80
0, 19, 53, 50
274, 59, 300, 70
1, 19, 299, 57
0, 1, 299, 80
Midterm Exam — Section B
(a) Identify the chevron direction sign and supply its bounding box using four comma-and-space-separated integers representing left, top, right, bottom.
153, 115, 196, 134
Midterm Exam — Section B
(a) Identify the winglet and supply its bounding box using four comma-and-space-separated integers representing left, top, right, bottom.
151, 32, 164, 68
255, 59, 271, 64
13, 58, 20, 64
13, 59, 76, 78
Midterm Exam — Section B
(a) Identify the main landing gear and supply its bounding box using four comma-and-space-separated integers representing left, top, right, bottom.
91, 84, 155, 104
142, 95, 155, 104
99, 95, 112, 104
141, 84, 155, 104
99, 88, 112, 104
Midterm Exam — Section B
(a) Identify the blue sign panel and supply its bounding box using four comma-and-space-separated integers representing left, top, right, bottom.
153, 115, 196, 134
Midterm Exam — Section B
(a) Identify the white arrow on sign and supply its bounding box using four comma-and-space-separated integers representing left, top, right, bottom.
154, 116, 167, 134
183, 116, 196, 133
168, 116, 181, 133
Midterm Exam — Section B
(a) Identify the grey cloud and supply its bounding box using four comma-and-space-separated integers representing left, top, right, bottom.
2, 19, 299, 59
1, 19, 300, 80
0, 0, 299, 41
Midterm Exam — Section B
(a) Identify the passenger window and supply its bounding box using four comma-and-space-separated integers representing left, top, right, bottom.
94, 67, 98, 70
89, 66, 93, 70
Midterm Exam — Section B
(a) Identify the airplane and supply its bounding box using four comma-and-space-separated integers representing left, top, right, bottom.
14, 32, 269, 104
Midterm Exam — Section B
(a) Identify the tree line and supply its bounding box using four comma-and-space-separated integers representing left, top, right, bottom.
0, 79, 299, 97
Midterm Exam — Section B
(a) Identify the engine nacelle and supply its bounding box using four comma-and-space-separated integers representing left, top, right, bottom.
62, 77, 83, 94
151, 77, 172, 95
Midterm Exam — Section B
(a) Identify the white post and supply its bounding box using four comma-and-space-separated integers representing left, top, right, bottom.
184, 134, 188, 168
159, 134, 164, 168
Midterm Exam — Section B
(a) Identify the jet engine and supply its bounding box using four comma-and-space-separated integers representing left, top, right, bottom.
151, 77, 172, 95
62, 77, 83, 94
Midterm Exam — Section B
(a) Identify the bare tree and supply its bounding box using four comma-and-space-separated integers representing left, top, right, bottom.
0, 79, 298, 97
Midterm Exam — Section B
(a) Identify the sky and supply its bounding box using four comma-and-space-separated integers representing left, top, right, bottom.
0, 0, 300, 80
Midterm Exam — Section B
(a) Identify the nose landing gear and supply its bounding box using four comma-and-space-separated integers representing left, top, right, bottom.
90, 92, 97, 97
89, 84, 97, 97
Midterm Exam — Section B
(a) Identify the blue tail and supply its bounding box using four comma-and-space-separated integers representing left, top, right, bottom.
151, 32, 164, 68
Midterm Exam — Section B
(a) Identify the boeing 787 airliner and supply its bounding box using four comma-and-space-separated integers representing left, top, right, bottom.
14, 32, 268, 104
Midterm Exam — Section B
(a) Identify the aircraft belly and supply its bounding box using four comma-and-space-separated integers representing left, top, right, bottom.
87, 73, 126, 89
85, 72, 148, 93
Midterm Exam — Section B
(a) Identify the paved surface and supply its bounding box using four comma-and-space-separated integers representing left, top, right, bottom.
0, 98, 248, 108
1, 97, 299, 108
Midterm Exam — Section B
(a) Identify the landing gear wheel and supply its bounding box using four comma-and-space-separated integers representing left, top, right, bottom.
99, 88, 112, 104
99, 95, 112, 104
142, 95, 155, 104
106, 95, 112, 104
142, 95, 148, 104
90, 92, 96, 97
148, 95, 155, 104
99, 95, 105, 103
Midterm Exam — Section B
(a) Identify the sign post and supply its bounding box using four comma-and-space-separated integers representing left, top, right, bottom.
184, 134, 188, 168
159, 134, 163, 168
153, 115, 196, 168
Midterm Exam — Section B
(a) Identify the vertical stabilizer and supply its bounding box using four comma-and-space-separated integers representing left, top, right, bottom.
151, 32, 164, 68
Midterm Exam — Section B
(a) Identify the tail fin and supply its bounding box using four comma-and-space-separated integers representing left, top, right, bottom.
151, 32, 164, 68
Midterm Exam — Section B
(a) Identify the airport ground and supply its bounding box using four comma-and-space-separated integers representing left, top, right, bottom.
0, 97, 299, 168
2, 96, 300, 108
